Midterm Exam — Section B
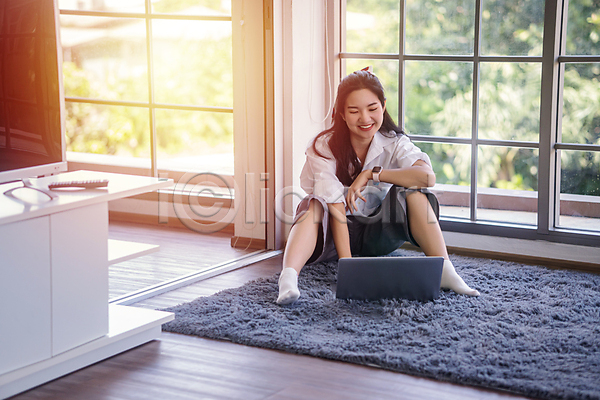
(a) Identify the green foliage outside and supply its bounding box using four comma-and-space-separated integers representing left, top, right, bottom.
62, 0, 599, 196
346, 0, 600, 196
62, 4, 233, 160
63, 62, 150, 156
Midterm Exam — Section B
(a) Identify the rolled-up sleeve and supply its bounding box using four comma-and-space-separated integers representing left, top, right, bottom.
299, 136, 346, 204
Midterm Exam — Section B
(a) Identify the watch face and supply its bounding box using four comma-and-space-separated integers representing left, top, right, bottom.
372, 166, 382, 173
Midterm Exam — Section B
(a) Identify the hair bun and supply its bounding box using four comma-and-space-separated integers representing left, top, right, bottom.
361, 66, 374, 74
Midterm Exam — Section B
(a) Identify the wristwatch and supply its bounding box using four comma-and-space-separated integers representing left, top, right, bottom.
372, 166, 382, 184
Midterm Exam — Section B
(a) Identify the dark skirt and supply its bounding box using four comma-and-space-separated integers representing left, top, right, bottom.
293, 186, 440, 264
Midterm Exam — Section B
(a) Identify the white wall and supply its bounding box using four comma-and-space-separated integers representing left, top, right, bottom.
232, 0, 267, 243
275, 0, 333, 242
229, 0, 333, 246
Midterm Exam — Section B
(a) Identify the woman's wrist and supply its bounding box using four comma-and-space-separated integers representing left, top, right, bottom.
371, 166, 382, 183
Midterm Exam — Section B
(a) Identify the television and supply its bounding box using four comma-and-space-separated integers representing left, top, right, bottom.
0, 0, 66, 185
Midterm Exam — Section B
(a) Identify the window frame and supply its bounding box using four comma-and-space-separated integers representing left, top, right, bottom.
338, 0, 600, 247
58, 3, 234, 178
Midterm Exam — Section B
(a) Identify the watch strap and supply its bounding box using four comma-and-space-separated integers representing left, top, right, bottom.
372, 166, 382, 184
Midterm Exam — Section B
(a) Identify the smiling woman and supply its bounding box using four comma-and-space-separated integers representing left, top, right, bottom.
342, 0, 600, 246
276, 69, 479, 306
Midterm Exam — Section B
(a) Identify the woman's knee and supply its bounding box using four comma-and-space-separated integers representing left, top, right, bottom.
299, 198, 325, 224
406, 191, 438, 224
406, 189, 427, 201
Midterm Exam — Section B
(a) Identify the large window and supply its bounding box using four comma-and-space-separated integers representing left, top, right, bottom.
58, 0, 233, 177
341, 0, 599, 245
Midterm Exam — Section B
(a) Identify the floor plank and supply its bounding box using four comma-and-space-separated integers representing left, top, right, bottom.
11, 332, 534, 400
10, 222, 537, 400
107, 221, 255, 299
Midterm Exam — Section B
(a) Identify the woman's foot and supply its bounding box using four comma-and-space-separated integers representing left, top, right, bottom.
441, 260, 480, 296
276, 268, 300, 305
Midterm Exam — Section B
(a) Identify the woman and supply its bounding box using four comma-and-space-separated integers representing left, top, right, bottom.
277, 68, 479, 305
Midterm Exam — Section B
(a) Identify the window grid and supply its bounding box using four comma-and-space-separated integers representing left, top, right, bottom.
58, 5, 233, 177
339, 0, 600, 246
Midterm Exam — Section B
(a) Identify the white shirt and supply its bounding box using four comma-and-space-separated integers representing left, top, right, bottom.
299, 130, 432, 216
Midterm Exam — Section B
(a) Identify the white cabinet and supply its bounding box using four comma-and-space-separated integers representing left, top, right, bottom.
50, 202, 109, 355
0, 203, 110, 370
0, 217, 52, 375
0, 171, 174, 399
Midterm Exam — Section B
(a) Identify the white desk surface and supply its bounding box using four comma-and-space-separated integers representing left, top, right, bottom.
0, 170, 173, 226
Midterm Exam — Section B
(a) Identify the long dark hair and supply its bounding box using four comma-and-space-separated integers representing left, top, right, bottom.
312, 70, 404, 186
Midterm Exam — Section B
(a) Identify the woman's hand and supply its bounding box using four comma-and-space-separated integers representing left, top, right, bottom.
346, 169, 372, 213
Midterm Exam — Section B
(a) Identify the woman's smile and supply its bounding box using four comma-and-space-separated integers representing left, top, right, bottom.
342, 88, 386, 142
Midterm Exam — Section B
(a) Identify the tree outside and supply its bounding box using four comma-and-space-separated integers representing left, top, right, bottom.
61, 0, 599, 198
61, 0, 233, 171
345, 0, 599, 198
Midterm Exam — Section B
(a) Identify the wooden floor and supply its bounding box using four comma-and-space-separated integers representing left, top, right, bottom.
107, 221, 256, 300
11, 222, 536, 400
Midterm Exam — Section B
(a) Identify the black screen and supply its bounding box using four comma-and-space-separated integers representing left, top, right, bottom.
0, 0, 63, 173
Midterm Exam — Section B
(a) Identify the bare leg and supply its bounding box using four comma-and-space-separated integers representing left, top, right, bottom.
406, 192, 479, 296
405, 191, 448, 259
277, 200, 324, 304
282, 200, 323, 274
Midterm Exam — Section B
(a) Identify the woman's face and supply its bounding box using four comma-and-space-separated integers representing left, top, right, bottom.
342, 88, 386, 143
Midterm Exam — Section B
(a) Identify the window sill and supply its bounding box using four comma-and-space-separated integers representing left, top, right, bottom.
66, 151, 235, 188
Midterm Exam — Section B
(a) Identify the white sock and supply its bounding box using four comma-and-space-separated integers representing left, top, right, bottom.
441, 260, 480, 297
276, 268, 300, 305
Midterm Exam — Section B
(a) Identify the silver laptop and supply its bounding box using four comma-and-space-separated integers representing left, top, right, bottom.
336, 256, 444, 302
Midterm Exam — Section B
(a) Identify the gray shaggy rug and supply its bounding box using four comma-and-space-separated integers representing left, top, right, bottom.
161, 249, 600, 400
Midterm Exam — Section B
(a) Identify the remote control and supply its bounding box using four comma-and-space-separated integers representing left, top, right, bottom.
48, 179, 109, 189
